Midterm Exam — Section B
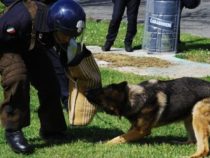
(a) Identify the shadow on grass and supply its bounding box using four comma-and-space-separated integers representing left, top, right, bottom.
133, 44, 142, 50
29, 125, 190, 149
30, 126, 123, 149
135, 135, 188, 146
178, 38, 210, 53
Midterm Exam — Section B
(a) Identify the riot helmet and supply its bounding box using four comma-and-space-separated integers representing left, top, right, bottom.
47, 0, 86, 63
47, 0, 86, 40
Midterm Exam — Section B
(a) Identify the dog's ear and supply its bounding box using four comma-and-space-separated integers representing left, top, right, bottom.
82, 44, 91, 55
116, 81, 128, 90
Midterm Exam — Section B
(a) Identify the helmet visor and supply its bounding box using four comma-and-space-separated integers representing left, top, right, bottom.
66, 35, 84, 64
54, 30, 85, 64
53, 26, 85, 45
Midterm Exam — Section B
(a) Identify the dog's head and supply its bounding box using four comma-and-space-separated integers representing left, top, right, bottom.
85, 81, 129, 116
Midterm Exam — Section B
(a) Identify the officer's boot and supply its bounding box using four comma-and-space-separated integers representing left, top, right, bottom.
124, 42, 133, 52
5, 129, 34, 154
101, 41, 113, 51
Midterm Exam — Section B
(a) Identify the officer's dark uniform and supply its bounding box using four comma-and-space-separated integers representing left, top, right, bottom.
47, 47, 69, 110
0, 0, 67, 152
178, 0, 201, 44
38, 0, 69, 110
103, 0, 141, 52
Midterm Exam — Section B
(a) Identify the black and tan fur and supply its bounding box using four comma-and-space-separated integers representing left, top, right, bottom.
85, 77, 210, 158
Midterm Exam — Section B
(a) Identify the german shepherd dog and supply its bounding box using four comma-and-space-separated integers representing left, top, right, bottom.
85, 77, 210, 158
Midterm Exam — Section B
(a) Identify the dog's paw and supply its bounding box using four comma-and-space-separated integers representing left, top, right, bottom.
105, 140, 115, 145
105, 139, 122, 145
180, 156, 190, 158
189, 151, 209, 158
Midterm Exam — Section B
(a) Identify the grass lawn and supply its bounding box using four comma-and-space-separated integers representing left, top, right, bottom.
175, 34, 210, 64
0, 68, 210, 158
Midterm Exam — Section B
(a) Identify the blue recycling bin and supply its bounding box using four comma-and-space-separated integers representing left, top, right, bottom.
143, 0, 181, 53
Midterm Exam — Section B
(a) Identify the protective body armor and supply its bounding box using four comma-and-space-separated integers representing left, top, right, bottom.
0, 0, 52, 53
0, 0, 67, 131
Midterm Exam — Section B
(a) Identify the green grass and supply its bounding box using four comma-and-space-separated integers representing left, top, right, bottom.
84, 19, 143, 50
0, 2, 4, 12
0, 68, 210, 158
175, 34, 210, 64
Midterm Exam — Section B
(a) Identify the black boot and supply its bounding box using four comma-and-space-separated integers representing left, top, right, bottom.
5, 130, 34, 154
101, 41, 113, 51
125, 43, 133, 52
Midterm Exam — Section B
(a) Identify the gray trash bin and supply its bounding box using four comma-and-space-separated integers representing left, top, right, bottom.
142, 0, 181, 53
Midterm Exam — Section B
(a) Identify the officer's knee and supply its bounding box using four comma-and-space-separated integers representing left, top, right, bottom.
1, 53, 27, 88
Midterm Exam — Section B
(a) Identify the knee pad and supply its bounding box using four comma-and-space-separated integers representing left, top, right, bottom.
0, 53, 27, 88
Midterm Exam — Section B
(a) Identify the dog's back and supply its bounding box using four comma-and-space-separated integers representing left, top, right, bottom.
181, 77, 210, 98
140, 77, 210, 125
86, 77, 210, 158
157, 77, 210, 97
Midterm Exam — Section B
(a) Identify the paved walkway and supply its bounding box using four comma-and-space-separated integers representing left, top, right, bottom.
79, 0, 210, 78
87, 46, 210, 79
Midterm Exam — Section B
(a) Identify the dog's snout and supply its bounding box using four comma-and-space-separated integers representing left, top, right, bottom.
85, 88, 102, 104
84, 89, 95, 101
84, 89, 90, 97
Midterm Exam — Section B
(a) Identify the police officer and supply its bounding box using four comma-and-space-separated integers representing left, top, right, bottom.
38, 0, 69, 111
0, 0, 87, 154
47, 47, 69, 111
102, 0, 141, 52
48, 0, 101, 126
178, 0, 201, 44
181, 0, 200, 9
2, 0, 69, 111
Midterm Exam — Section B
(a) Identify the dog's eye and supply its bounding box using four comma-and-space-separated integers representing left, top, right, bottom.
109, 107, 114, 110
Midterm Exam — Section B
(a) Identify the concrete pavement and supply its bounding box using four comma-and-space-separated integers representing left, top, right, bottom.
87, 45, 210, 78
181, 0, 210, 38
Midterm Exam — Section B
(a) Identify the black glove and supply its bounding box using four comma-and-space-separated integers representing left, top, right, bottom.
181, 0, 201, 9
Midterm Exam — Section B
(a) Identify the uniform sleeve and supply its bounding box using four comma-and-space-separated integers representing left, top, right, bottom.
0, 2, 32, 52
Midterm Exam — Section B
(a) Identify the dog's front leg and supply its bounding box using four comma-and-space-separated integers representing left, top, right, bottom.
106, 128, 150, 144
184, 117, 196, 144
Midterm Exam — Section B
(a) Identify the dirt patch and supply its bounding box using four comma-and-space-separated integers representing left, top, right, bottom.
94, 53, 172, 68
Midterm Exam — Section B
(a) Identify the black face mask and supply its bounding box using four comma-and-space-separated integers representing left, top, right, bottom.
59, 43, 68, 52
37, 32, 55, 48
54, 43, 68, 67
